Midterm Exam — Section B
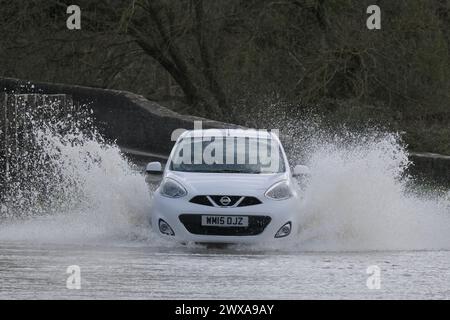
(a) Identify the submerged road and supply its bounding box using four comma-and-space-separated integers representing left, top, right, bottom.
0, 145, 449, 299
0, 241, 449, 299
1, 83, 449, 300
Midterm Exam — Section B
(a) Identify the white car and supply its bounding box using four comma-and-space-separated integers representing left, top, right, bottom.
147, 129, 309, 244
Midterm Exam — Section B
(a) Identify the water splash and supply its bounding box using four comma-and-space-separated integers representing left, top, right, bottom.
0, 102, 448, 250
290, 129, 450, 251
0, 102, 157, 244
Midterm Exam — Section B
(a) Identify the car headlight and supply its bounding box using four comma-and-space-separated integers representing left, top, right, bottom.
159, 219, 175, 236
275, 222, 292, 238
265, 180, 293, 200
160, 178, 187, 198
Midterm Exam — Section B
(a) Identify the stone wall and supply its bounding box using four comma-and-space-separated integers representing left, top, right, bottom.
409, 153, 450, 186
0, 77, 239, 155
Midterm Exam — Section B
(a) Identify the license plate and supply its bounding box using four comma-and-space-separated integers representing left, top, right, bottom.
201, 215, 249, 227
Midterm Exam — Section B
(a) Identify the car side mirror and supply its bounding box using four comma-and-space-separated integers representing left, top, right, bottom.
293, 165, 310, 177
146, 161, 163, 174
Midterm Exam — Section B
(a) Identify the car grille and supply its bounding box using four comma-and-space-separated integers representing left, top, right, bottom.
189, 195, 262, 207
179, 214, 271, 236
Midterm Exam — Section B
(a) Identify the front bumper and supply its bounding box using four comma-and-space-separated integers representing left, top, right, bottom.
150, 193, 299, 244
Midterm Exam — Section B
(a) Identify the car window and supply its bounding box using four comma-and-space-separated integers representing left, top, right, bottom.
170, 136, 286, 174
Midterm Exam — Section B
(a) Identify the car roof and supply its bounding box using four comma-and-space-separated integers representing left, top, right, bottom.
179, 129, 277, 139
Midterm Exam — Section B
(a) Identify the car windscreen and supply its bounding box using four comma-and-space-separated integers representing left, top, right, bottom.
170, 136, 286, 174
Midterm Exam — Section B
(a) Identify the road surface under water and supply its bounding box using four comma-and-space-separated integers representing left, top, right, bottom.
1, 241, 449, 299
1, 110, 449, 299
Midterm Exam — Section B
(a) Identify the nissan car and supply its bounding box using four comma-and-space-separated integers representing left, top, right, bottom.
146, 129, 309, 244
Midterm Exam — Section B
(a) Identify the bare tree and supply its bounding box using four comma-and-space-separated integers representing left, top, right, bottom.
116, 0, 230, 115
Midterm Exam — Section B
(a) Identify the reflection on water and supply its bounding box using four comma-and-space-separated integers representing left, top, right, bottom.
0, 242, 449, 299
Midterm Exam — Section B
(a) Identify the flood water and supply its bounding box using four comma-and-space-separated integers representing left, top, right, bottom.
1, 241, 449, 299
0, 106, 449, 299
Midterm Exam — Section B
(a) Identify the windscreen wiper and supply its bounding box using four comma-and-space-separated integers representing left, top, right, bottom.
215, 169, 261, 174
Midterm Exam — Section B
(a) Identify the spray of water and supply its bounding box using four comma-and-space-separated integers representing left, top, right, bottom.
294, 131, 450, 251
0, 102, 448, 250
0, 102, 159, 245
